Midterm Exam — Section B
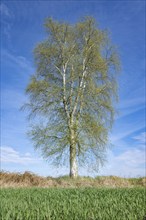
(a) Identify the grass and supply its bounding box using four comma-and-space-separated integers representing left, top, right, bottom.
0, 187, 145, 220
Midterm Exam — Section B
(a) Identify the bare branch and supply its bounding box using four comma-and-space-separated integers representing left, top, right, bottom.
62, 61, 70, 120
72, 58, 87, 117
55, 65, 63, 76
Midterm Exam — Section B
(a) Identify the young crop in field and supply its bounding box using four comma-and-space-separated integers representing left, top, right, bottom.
0, 188, 145, 220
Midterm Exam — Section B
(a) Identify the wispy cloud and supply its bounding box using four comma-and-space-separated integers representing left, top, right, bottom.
1, 49, 34, 73
110, 124, 145, 143
0, 3, 14, 43
116, 94, 145, 120
0, 3, 12, 17
1, 146, 41, 165
100, 147, 145, 177
119, 97, 145, 110
116, 106, 145, 121
115, 148, 145, 167
100, 131, 146, 177
133, 132, 146, 144
0, 146, 69, 177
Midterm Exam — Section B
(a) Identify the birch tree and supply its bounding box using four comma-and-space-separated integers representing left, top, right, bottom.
24, 17, 120, 178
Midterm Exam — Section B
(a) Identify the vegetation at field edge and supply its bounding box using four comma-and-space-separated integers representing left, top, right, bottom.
0, 171, 145, 188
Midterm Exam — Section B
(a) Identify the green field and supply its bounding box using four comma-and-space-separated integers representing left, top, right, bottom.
0, 188, 145, 220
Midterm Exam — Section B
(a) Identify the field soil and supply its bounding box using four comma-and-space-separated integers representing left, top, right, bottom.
0, 171, 145, 188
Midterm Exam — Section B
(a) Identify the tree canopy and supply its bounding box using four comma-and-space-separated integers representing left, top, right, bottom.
24, 17, 120, 178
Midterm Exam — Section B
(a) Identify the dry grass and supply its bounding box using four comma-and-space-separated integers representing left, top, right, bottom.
0, 171, 53, 188
0, 171, 145, 188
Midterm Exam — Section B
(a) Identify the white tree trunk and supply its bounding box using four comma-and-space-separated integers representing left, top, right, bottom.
70, 145, 78, 178
70, 151, 78, 178
69, 125, 78, 178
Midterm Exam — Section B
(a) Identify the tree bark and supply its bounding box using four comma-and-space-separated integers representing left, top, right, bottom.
69, 126, 78, 178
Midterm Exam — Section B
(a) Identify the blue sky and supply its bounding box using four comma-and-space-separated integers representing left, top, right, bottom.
1, 0, 145, 177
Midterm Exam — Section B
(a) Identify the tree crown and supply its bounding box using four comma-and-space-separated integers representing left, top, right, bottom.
24, 16, 120, 173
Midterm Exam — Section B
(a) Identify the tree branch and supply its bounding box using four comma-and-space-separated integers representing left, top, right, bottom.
72, 58, 87, 117
55, 65, 63, 76
62, 61, 70, 120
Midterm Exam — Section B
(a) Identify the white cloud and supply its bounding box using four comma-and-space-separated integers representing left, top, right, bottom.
1, 144, 145, 177
99, 147, 145, 177
100, 132, 146, 177
116, 148, 145, 167
24, 152, 31, 157
0, 146, 69, 177
1, 146, 41, 165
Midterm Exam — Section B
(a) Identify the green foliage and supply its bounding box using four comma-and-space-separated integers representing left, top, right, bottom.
23, 16, 120, 173
0, 188, 145, 220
